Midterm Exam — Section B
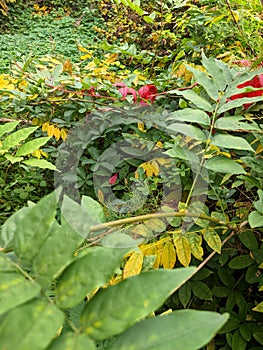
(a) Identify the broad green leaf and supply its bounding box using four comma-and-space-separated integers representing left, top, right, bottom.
173, 235, 191, 266
169, 89, 213, 112
201, 52, 227, 91
109, 310, 228, 350
214, 116, 260, 132
81, 196, 105, 224
254, 190, 263, 214
218, 95, 263, 114
0, 121, 20, 138
190, 280, 212, 300
61, 195, 94, 239
4, 154, 24, 163
179, 282, 191, 308
144, 218, 166, 233
2, 126, 38, 150
80, 267, 196, 340
187, 232, 203, 260
0, 299, 64, 350
168, 123, 206, 142
0, 252, 16, 272
56, 246, 127, 308
248, 211, 263, 228
166, 108, 210, 126
203, 229, 221, 253
16, 137, 51, 157
0, 206, 30, 250
161, 241, 176, 269
123, 251, 144, 278
0, 272, 41, 316
228, 255, 254, 269
33, 222, 84, 287
186, 65, 219, 100
47, 333, 96, 350
238, 230, 258, 250
205, 156, 246, 174
101, 232, 139, 248
22, 158, 57, 170
14, 191, 57, 265
211, 134, 254, 152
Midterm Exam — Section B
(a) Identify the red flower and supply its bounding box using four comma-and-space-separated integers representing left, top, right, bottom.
230, 74, 263, 109
109, 173, 118, 185
138, 84, 157, 105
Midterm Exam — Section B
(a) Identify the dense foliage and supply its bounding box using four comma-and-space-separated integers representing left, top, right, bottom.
0, 0, 263, 349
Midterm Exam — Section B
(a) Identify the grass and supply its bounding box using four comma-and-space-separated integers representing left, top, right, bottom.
0, 3, 105, 73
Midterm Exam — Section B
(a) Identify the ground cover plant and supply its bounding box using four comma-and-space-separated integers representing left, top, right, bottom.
1, 0, 263, 349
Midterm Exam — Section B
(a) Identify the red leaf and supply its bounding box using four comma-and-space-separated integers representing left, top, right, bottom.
230, 74, 263, 108
109, 173, 118, 185
117, 85, 137, 102
138, 84, 157, 105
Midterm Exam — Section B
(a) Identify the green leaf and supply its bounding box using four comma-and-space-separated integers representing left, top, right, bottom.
14, 191, 57, 265
166, 108, 210, 127
211, 134, 254, 152
186, 65, 219, 100
254, 190, 263, 214
81, 196, 105, 224
253, 331, 263, 345
32, 222, 84, 287
212, 286, 230, 298
4, 154, 24, 163
253, 301, 263, 313
16, 137, 51, 157
232, 329, 247, 350
238, 231, 258, 250
228, 255, 254, 269
205, 156, 246, 174
168, 123, 206, 142
190, 280, 212, 300
0, 121, 20, 138
47, 333, 96, 350
203, 229, 221, 253
2, 126, 38, 150
22, 158, 57, 170
0, 272, 41, 316
214, 116, 260, 132
0, 299, 64, 350
201, 52, 228, 91
0, 206, 30, 250
187, 232, 203, 260
169, 89, 213, 112
178, 282, 191, 308
55, 247, 126, 308
0, 252, 16, 272
248, 211, 263, 228
109, 310, 228, 350
80, 267, 196, 340
218, 95, 263, 114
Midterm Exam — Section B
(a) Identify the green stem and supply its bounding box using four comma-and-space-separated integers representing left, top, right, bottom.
90, 210, 235, 233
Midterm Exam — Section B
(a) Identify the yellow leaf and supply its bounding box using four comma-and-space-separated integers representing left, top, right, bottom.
80, 53, 92, 60
123, 251, 143, 279
63, 59, 73, 74
253, 301, 263, 313
42, 122, 49, 132
203, 229, 221, 254
77, 44, 89, 53
139, 160, 159, 177
256, 143, 263, 155
32, 149, 41, 159
161, 241, 176, 269
47, 124, 55, 137
97, 189, 104, 203
173, 235, 191, 267
31, 118, 40, 126
131, 224, 152, 237
53, 127, 61, 141
104, 53, 118, 65
60, 128, 68, 141
187, 233, 203, 261
137, 122, 146, 132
